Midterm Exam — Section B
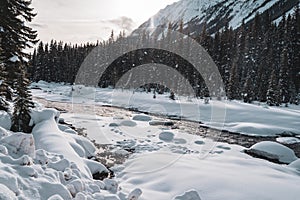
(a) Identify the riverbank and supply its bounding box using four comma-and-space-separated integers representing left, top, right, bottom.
34, 96, 300, 159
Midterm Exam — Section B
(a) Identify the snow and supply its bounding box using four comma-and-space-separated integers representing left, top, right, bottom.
9, 55, 20, 63
289, 159, 300, 171
174, 190, 201, 200
247, 141, 298, 164
0, 183, 16, 200
0, 132, 35, 158
0, 107, 144, 199
159, 131, 174, 142
132, 114, 152, 122
127, 188, 142, 200
30, 108, 107, 178
2, 86, 300, 199
60, 110, 300, 200
31, 82, 300, 136
0, 111, 11, 130
116, 148, 300, 200
140, 0, 283, 33
276, 137, 300, 145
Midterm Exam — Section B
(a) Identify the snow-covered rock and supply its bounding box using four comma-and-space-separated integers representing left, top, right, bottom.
109, 122, 120, 127
246, 141, 298, 164
288, 159, 300, 171
31, 108, 60, 125
159, 131, 174, 142
120, 120, 137, 127
132, 114, 152, 122
0, 132, 35, 158
276, 137, 300, 144
127, 188, 142, 200
173, 190, 201, 200
69, 134, 96, 158
104, 179, 118, 194
48, 158, 70, 172
48, 194, 64, 200
58, 124, 71, 132
31, 108, 107, 178
84, 159, 108, 176
149, 120, 174, 126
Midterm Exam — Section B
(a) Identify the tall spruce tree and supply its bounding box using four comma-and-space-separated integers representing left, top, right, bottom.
0, 0, 38, 132
278, 48, 290, 104
227, 59, 240, 100
267, 70, 279, 106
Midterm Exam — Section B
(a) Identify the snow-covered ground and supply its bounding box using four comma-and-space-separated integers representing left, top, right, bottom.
62, 110, 300, 200
0, 107, 139, 200
0, 81, 300, 199
31, 81, 300, 136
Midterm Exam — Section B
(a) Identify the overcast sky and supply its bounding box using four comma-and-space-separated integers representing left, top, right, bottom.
30, 0, 178, 44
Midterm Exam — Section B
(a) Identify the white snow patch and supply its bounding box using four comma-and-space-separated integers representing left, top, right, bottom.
9, 55, 20, 63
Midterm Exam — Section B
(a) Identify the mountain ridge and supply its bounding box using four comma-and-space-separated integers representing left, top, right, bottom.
134, 0, 300, 37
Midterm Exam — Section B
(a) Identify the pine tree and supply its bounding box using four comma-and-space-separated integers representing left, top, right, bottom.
242, 71, 254, 103
278, 48, 290, 104
227, 59, 240, 100
0, 0, 38, 132
0, 41, 11, 111
266, 70, 279, 106
11, 69, 34, 133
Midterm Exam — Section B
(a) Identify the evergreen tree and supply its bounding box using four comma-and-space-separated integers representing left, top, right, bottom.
242, 71, 254, 103
267, 70, 279, 106
11, 69, 34, 133
278, 48, 290, 104
0, 0, 38, 132
227, 59, 240, 100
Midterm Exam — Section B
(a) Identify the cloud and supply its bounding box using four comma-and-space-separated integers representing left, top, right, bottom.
102, 16, 136, 32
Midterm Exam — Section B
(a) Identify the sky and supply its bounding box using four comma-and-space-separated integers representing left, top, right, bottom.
30, 0, 179, 44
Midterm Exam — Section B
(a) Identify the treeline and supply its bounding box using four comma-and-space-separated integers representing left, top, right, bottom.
30, 7, 300, 106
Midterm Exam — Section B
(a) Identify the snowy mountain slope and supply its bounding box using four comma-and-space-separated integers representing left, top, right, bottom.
136, 0, 299, 36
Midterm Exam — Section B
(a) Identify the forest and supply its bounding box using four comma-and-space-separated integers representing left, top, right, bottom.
30, 6, 300, 106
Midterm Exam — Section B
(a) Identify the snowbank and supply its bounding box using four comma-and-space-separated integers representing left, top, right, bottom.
246, 141, 298, 164
0, 107, 143, 199
30, 108, 107, 178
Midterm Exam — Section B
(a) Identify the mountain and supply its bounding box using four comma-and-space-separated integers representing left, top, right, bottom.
135, 0, 299, 37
